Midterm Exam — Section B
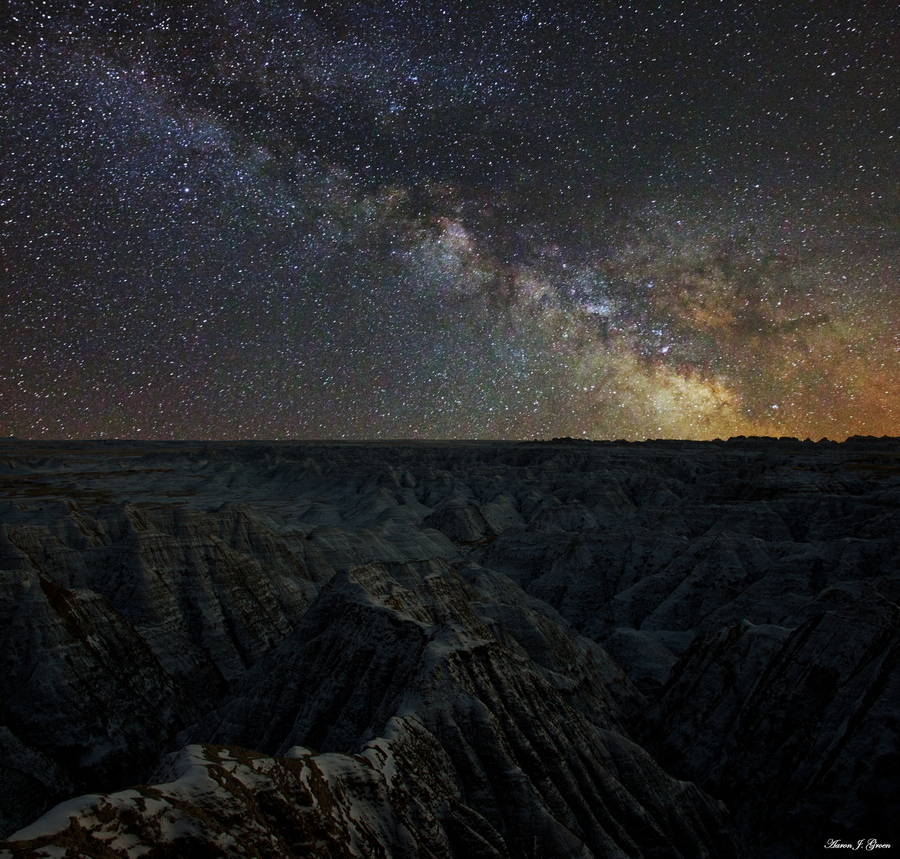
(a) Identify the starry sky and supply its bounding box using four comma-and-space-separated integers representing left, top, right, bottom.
1, 1, 898, 440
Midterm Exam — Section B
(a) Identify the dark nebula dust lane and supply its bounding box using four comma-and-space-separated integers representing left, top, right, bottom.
1, 1, 898, 440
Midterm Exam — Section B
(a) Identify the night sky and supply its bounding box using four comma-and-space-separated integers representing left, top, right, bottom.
2, 1, 898, 440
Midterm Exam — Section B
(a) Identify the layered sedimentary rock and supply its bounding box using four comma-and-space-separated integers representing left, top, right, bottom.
639, 583, 900, 857
0, 437, 898, 856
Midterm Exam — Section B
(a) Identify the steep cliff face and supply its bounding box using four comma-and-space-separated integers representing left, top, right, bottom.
181, 558, 742, 858
0, 557, 742, 858
0, 501, 325, 835
639, 583, 900, 856
1, 438, 898, 856
0, 734, 738, 859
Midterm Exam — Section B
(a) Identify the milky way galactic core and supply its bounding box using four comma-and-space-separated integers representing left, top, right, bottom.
2, 1, 898, 439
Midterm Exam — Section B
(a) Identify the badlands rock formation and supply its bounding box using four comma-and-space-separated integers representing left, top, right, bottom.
0, 437, 897, 857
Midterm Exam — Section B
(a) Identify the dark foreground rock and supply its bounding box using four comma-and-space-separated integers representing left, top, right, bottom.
1, 437, 898, 856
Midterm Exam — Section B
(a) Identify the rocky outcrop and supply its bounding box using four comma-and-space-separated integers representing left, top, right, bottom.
179, 559, 744, 858
639, 582, 900, 856
0, 733, 736, 859
0, 553, 743, 856
0, 502, 324, 835
1, 437, 898, 855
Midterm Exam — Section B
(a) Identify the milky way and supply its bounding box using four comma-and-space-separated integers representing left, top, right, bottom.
1, 1, 898, 440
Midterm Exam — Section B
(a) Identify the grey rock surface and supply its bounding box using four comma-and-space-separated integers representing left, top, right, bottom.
639, 584, 900, 857
0, 437, 898, 855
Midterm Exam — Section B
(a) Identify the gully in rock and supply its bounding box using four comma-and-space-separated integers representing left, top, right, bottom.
0, 437, 898, 857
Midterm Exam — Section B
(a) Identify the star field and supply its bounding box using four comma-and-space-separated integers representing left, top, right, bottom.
1, 1, 898, 439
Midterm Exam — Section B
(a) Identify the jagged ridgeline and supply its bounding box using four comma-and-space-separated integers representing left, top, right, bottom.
0, 437, 898, 858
